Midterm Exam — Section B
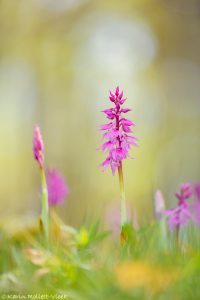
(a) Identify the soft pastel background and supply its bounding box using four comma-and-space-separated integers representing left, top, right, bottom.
0, 0, 200, 227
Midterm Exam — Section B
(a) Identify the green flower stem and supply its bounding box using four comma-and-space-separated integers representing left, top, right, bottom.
118, 162, 127, 226
40, 167, 49, 243
159, 219, 168, 251
176, 224, 180, 248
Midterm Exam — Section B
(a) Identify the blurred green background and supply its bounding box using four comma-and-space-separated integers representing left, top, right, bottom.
0, 0, 200, 227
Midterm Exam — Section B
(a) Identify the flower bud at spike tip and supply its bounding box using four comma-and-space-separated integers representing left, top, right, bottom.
154, 190, 165, 220
33, 125, 44, 168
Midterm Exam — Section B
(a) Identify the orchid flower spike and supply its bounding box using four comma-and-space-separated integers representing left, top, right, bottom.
33, 125, 49, 243
99, 86, 137, 175
99, 86, 137, 227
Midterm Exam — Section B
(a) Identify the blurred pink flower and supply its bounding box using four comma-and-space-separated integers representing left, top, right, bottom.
163, 183, 193, 230
47, 169, 69, 206
33, 125, 44, 168
191, 183, 200, 225
175, 182, 193, 204
164, 202, 192, 230
99, 86, 137, 175
194, 183, 200, 201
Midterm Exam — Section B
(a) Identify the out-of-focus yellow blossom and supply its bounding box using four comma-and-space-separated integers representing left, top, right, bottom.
115, 260, 179, 293
76, 228, 89, 247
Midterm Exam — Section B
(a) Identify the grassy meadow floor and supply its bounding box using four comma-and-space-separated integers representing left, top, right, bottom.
1, 213, 200, 300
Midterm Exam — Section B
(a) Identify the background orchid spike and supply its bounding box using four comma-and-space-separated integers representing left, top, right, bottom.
100, 86, 137, 175
163, 183, 193, 231
33, 125, 44, 168
47, 168, 69, 206
33, 125, 49, 244
154, 190, 166, 220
